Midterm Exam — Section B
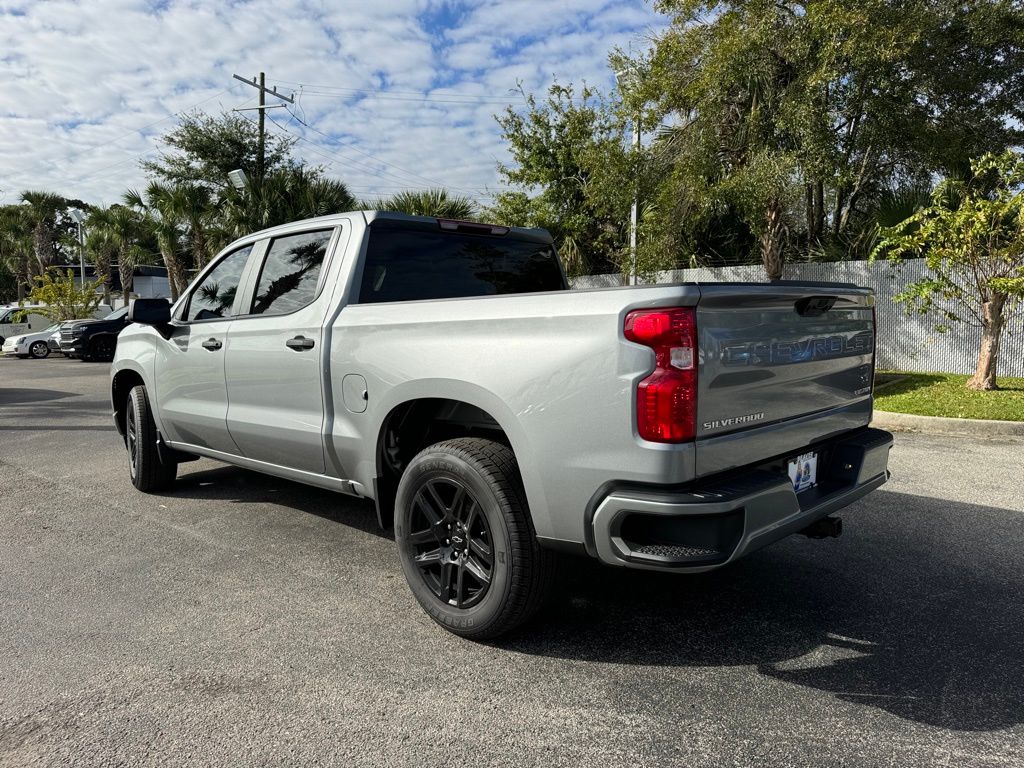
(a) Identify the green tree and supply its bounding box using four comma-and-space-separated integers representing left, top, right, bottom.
124, 183, 189, 301
219, 166, 355, 240
490, 83, 632, 277
873, 152, 1024, 391
18, 269, 104, 322
374, 188, 478, 220
626, 0, 1024, 278
84, 205, 156, 306
143, 111, 296, 191
19, 190, 67, 276
0, 205, 33, 300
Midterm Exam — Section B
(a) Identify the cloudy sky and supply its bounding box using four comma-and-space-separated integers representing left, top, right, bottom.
0, 0, 664, 208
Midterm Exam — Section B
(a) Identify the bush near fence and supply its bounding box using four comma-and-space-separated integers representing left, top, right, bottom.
572, 259, 1024, 377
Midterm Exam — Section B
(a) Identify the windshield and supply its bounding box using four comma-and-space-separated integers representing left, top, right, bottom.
105, 307, 129, 320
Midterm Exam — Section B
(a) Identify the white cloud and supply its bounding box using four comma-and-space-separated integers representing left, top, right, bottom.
0, 0, 664, 207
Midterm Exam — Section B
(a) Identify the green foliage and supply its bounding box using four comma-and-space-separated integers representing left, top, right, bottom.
873, 151, 1024, 388
142, 111, 296, 191
18, 269, 104, 322
489, 83, 632, 276
617, 0, 1024, 276
220, 166, 356, 240
873, 151, 1024, 321
874, 373, 1024, 421
374, 189, 478, 220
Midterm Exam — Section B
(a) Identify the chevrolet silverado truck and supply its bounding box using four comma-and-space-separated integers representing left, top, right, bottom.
110, 211, 893, 639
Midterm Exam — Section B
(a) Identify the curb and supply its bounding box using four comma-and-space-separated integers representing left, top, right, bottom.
871, 409, 1024, 437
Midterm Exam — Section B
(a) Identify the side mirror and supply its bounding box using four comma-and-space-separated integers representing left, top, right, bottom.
129, 298, 171, 326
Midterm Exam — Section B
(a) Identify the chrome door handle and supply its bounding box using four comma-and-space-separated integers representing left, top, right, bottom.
201, 338, 222, 351
286, 336, 315, 351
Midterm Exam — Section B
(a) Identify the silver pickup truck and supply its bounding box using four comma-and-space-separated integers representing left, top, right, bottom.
111, 211, 893, 638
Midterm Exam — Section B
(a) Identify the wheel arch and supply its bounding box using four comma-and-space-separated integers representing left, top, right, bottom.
370, 386, 542, 533
111, 365, 149, 440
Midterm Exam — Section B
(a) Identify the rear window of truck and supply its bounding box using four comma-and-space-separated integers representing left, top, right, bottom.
358, 222, 565, 303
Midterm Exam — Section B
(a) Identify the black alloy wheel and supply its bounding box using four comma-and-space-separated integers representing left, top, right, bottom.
126, 398, 139, 481
407, 476, 494, 609
395, 438, 554, 639
91, 335, 116, 361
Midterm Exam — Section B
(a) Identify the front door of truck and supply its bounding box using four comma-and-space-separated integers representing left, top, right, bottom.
155, 243, 255, 454
223, 227, 342, 475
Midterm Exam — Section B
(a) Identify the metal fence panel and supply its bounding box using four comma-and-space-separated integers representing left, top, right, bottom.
573, 259, 1024, 377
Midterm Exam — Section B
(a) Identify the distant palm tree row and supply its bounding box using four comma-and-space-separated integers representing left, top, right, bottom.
1, 179, 479, 306
0, 110, 481, 305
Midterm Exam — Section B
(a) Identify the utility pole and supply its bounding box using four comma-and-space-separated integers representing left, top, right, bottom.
231, 73, 294, 184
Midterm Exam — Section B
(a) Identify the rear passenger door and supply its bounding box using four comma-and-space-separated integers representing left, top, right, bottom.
223, 227, 340, 475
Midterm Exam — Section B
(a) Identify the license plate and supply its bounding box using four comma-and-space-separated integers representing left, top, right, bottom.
788, 452, 818, 493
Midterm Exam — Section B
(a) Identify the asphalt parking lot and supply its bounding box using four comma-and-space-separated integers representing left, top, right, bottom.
1, 355, 1022, 767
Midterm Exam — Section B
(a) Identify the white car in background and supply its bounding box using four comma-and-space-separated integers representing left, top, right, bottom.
1, 323, 61, 359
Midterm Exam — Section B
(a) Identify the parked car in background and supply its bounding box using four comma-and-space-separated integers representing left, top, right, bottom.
47, 328, 63, 356
60, 307, 133, 362
48, 318, 96, 356
0, 305, 51, 347
1, 323, 61, 358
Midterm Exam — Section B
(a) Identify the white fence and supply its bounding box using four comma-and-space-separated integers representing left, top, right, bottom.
573, 259, 1024, 377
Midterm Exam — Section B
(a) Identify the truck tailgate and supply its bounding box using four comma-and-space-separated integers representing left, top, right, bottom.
695, 283, 875, 476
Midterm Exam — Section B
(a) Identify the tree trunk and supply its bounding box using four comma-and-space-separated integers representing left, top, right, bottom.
119, 253, 135, 308
161, 247, 181, 302
814, 181, 824, 241
967, 294, 1006, 391
760, 200, 787, 281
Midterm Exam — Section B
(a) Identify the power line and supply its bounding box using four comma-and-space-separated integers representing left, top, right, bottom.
277, 107, 479, 195
59, 87, 236, 166
270, 79, 523, 105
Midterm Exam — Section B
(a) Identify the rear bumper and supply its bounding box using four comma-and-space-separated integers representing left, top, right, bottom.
588, 427, 893, 572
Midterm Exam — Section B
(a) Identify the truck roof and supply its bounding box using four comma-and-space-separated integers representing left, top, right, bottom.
225, 210, 552, 248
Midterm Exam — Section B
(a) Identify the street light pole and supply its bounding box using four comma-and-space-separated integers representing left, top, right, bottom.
69, 209, 86, 289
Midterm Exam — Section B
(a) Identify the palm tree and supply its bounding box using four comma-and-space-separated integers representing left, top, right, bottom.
125, 183, 188, 301
85, 205, 148, 306
374, 189, 478, 220
166, 183, 218, 272
84, 208, 118, 307
0, 205, 33, 300
220, 167, 356, 239
19, 190, 65, 276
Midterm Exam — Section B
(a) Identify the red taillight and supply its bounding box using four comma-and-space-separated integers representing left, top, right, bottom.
624, 307, 697, 443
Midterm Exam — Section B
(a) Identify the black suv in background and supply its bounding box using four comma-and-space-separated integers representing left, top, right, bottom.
60, 307, 132, 362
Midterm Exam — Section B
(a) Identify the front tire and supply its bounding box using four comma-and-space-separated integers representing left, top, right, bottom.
29, 341, 49, 359
126, 385, 177, 492
395, 437, 554, 640
88, 335, 116, 362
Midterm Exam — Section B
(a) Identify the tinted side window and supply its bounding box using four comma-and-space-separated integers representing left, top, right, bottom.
358, 225, 565, 304
250, 229, 333, 316
185, 245, 253, 321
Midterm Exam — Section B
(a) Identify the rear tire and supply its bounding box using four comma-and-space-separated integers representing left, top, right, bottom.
126, 385, 177, 492
395, 437, 554, 640
29, 341, 49, 359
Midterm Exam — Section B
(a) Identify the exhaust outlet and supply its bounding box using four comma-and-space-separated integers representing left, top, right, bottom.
800, 516, 843, 539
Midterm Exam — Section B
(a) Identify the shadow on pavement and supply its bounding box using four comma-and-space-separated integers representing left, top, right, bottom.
169, 464, 390, 541
141, 461, 1024, 733
501, 490, 1024, 733
0, 388, 76, 404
